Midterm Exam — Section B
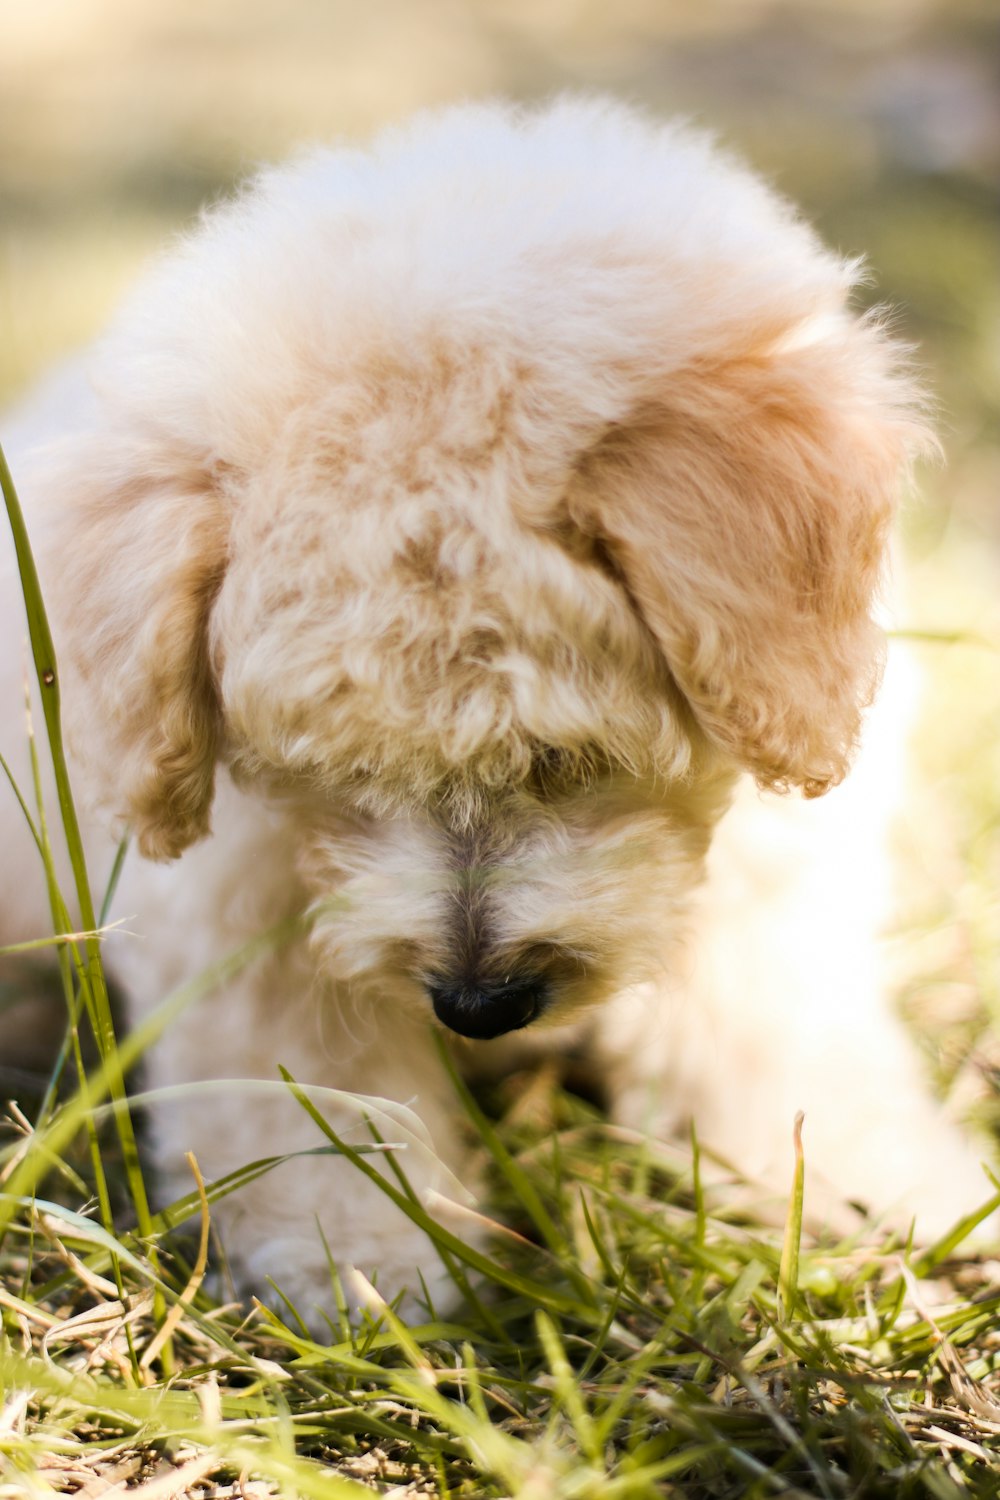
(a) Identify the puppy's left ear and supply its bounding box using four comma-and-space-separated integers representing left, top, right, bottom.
568, 320, 932, 793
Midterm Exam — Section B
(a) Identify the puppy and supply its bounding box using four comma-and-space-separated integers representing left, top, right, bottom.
0, 98, 990, 1319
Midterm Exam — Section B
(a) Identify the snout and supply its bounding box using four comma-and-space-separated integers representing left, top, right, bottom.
426, 974, 549, 1041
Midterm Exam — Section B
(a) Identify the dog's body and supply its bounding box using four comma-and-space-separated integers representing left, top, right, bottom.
0, 99, 989, 1319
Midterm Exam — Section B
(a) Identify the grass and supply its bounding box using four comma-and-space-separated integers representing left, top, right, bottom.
3, 445, 1000, 1500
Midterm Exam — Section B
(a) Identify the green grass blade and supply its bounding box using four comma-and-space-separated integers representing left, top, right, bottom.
777, 1110, 805, 1324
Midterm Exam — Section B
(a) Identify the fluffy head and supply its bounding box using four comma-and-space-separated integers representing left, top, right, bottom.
40, 98, 931, 1035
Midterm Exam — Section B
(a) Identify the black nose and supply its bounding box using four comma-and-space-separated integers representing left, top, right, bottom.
426, 975, 548, 1040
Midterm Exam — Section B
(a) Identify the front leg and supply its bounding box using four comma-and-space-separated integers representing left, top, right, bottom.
111, 791, 474, 1325
597, 774, 992, 1239
132, 957, 472, 1322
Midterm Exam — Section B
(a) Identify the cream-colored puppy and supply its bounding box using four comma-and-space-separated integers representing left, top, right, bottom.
0, 99, 989, 1319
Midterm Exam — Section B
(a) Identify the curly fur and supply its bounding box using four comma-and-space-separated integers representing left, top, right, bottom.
0, 97, 988, 1321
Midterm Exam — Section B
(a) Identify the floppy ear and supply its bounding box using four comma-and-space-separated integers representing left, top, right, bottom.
566, 320, 932, 795
44, 434, 227, 859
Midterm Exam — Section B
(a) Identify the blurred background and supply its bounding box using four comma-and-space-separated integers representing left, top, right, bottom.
1, 0, 997, 1087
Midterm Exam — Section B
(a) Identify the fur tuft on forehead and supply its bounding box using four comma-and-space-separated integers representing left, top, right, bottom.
37, 95, 927, 857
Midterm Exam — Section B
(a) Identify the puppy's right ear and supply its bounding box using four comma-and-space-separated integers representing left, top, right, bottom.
43, 433, 227, 860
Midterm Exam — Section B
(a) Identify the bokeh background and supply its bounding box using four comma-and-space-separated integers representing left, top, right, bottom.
2, 0, 998, 1084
